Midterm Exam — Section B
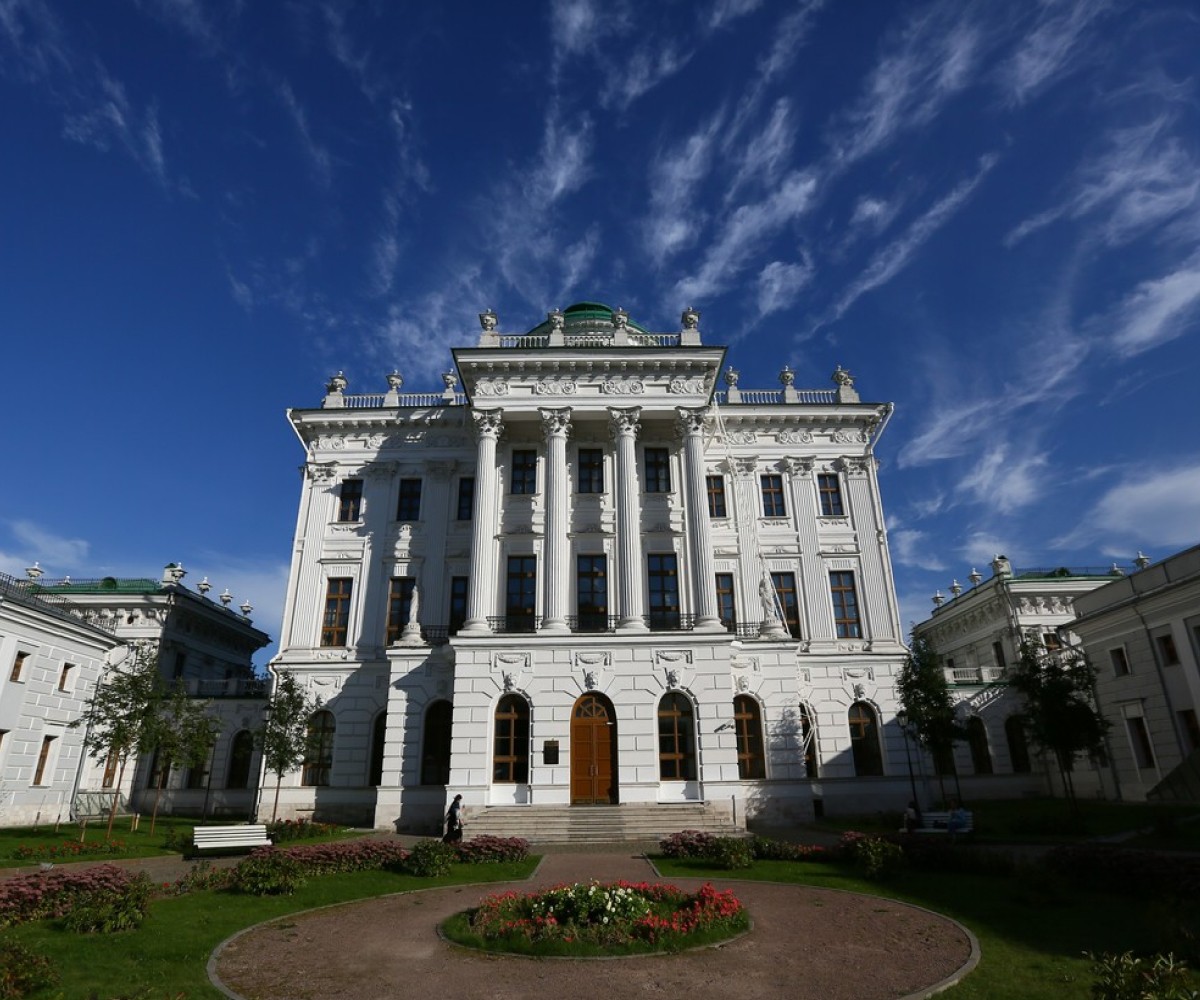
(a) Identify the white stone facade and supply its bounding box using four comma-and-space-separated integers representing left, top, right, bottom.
271, 303, 912, 831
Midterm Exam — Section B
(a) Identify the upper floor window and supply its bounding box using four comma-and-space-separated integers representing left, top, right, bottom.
1110, 646, 1131, 676
396, 478, 422, 520
321, 578, 353, 647
771, 571, 801, 638
715, 573, 736, 631
761, 474, 786, 517
829, 571, 862, 639
706, 475, 727, 518
457, 477, 475, 520
506, 556, 537, 631
385, 577, 416, 645
58, 664, 75, 693
9, 651, 28, 682
338, 479, 363, 521
1157, 633, 1181, 666
647, 553, 680, 629
32, 735, 56, 786
449, 577, 469, 634
992, 641, 1007, 669
1042, 632, 1062, 651
576, 555, 608, 631
817, 473, 844, 516
512, 450, 537, 494
578, 448, 604, 494
644, 447, 671, 493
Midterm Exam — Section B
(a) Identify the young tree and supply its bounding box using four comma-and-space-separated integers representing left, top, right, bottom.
70, 640, 163, 840
898, 635, 965, 806
144, 682, 220, 835
260, 672, 319, 824
1008, 639, 1109, 813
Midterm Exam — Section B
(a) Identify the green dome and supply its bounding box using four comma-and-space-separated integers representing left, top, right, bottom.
524, 301, 651, 337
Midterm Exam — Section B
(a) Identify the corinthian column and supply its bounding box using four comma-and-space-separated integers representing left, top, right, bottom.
539, 407, 572, 634
677, 407, 723, 631
462, 410, 503, 633
609, 407, 648, 632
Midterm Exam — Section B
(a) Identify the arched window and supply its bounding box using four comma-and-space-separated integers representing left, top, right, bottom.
734, 695, 766, 780
658, 693, 697, 781
848, 702, 883, 777
798, 703, 817, 778
493, 695, 529, 783
1005, 715, 1032, 773
368, 712, 387, 786
302, 710, 335, 786
226, 730, 255, 789
967, 716, 993, 774
421, 700, 453, 785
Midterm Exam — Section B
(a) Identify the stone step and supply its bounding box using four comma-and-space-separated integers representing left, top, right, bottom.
462, 802, 744, 844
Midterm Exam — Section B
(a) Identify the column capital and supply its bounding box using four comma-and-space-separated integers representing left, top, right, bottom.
675, 406, 711, 437
607, 406, 642, 440
539, 407, 573, 439
781, 457, 814, 477
471, 409, 504, 440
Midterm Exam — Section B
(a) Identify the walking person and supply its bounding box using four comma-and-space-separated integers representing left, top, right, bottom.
443, 793, 465, 843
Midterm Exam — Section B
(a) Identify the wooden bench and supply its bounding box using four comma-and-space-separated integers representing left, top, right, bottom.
192, 824, 273, 855
912, 810, 974, 837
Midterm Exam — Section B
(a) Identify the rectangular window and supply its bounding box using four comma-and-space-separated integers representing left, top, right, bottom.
817, 474, 844, 516
33, 735, 55, 785
578, 448, 604, 494
10, 651, 28, 682
706, 475, 727, 518
1110, 646, 1131, 676
715, 573, 736, 631
992, 641, 1007, 669
58, 664, 74, 693
644, 447, 671, 493
396, 478, 422, 520
385, 577, 416, 645
1180, 710, 1200, 753
576, 555, 608, 631
1127, 715, 1156, 770
647, 553, 680, 629
772, 572, 801, 638
761, 474, 786, 517
511, 450, 537, 494
1043, 632, 1062, 651
506, 556, 537, 631
457, 478, 475, 520
101, 750, 118, 789
1157, 633, 1181, 666
830, 571, 862, 639
337, 478, 363, 522
173, 651, 187, 680
449, 577, 469, 633
320, 578, 353, 647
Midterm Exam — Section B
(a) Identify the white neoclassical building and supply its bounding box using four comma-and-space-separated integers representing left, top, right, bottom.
270, 302, 911, 834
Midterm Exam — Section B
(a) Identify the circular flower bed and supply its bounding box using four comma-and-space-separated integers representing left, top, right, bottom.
441, 879, 749, 957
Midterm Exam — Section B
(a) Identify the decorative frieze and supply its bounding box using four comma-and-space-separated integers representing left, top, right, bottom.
475, 379, 510, 396
601, 378, 645, 395
534, 379, 578, 395
668, 376, 708, 394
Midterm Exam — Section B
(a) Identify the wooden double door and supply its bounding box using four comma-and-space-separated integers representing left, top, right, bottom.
571, 694, 618, 805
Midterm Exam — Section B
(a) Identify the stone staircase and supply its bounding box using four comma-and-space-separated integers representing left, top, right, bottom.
463, 802, 744, 844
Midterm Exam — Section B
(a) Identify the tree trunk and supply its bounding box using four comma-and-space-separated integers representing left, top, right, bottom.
150, 764, 168, 836
272, 774, 282, 824
106, 758, 128, 841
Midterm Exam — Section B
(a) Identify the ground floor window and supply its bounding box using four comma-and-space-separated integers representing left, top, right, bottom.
658, 692, 696, 780
848, 701, 882, 777
226, 730, 255, 789
422, 700, 453, 785
493, 695, 530, 783
734, 695, 765, 780
967, 716, 993, 774
369, 712, 387, 786
1005, 715, 1031, 773
798, 703, 817, 778
302, 710, 335, 786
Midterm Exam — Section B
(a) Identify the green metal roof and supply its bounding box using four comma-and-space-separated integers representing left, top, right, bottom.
524, 301, 651, 337
37, 577, 162, 595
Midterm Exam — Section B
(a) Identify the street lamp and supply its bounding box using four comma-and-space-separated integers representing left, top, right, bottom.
896, 711, 921, 822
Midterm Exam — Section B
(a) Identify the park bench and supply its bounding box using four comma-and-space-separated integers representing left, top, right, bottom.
913, 810, 974, 837
191, 824, 273, 856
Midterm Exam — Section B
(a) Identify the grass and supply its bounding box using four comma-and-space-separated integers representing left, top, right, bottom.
7, 859, 538, 998
0, 818, 364, 868
655, 853, 1200, 1000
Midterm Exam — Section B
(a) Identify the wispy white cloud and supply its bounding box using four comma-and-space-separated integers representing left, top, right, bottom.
1058, 461, 1200, 549
957, 442, 1050, 514
0, 520, 91, 576
755, 257, 814, 319
725, 98, 795, 202
829, 5, 981, 166
705, 0, 763, 32
674, 171, 817, 303
131, 0, 219, 49
1001, 0, 1110, 106
958, 532, 1022, 572
891, 529, 948, 571
276, 78, 333, 187
61, 69, 170, 186
370, 97, 432, 296
549, 0, 629, 64
849, 195, 898, 233
644, 111, 724, 263
0, 0, 71, 82
601, 41, 693, 110
825, 153, 997, 325
1102, 253, 1200, 357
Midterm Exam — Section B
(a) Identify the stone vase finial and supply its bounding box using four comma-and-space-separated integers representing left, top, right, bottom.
681, 306, 700, 330
386, 371, 403, 392
479, 308, 497, 332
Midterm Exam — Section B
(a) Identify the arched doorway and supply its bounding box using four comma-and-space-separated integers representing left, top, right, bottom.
571, 693, 618, 805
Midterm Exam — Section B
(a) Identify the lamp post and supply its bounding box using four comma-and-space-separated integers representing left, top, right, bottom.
896, 711, 921, 820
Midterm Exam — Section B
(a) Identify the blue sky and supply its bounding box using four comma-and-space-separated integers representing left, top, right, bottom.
3, 0, 1199, 664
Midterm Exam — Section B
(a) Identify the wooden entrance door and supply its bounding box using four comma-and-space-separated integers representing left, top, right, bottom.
571, 694, 617, 805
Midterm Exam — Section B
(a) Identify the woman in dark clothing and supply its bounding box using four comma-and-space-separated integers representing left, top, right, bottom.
444, 794, 464, 843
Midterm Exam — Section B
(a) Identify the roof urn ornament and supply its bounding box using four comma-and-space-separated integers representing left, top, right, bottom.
479, 308, 497, 332
25, 562, 43, 582
197, 577, 211, 596
219, 589, 233, 607
386, 371, 403, 392
547, 308, 565, 331
779, 365, 795, 388
611, 307, 629, 330
239, 600, 253, 618
724, 366, 740, 387
441, 370, 458, 391
1134, 551, 1151, 570
991, 554, 1012, 578
681, 306, 700, 330
1109, 563, 1125, 576
932, 590, 944, 607
832, 365, 854, 387
326, 371, 348, 394
969, 567, 982, 587
950, 579, 962, 597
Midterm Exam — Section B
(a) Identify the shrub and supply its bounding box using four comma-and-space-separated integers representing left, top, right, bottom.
404, 839, 456, 878
0, 940, 58, 999
61, 874, 151, 934
0, 864, 141, 929
281, 839, 409, 875
1088, 950, 1199, 1000
708, 837, 753, 870
748, 836, 831, 862
267, 819, 340, 843
659, 830, 717, 859
839, 831, 905, 880
167, 860, 235, 896
899, 837, 1018, 876
232, 849, 306, 896
1045, 845, 1200, 899
454, 836, 530, 864
12, 839, 129, 862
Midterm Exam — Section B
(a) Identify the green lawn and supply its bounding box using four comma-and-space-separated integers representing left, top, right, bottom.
8, 860, 538, 998
655, 854, 1200, 1000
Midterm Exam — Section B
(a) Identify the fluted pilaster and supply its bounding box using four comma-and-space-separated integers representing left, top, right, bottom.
609, 407, 648, 632
462, 410, 504, 633
677, 407, 723, 631
539, 407, 572, 633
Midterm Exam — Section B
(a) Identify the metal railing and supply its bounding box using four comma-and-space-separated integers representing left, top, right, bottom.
487, 615, 541, 634
644, 612, 698, 632
338, 392, 466, 408
0, 572, 118, 636
565, 614, 620, 633
182, 677, 268, 699
714, 389, 839, 405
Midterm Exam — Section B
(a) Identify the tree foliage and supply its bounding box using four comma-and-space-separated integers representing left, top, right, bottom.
898, 635, 964, 804
1008, 639, 1109, 807
145, 681, 219, 834
260, 672, 320, 823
